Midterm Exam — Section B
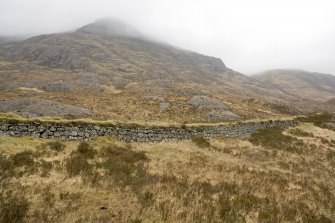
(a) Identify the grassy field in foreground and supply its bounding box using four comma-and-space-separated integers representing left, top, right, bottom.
1, 121, 335, 223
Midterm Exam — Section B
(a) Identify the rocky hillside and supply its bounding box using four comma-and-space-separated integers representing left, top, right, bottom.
254, 69, 335, 102
0, 19, 333, 122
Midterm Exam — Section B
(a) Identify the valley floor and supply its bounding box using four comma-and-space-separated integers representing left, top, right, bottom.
0, 122, 335, 222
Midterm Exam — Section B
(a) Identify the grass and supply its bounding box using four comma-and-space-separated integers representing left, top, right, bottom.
76, 142, 96, 158
0, 112, 295, 129
65, 142, 96, 177
248, 127, 305, 153
0, 136, 48, 154
295, 113, 334, 129
11, 150, 35, 167
0, 123, 334, 222
191, 136, 211, 148
0, 189, 30, 223
97, 144, 149, 191
46, 141, 66, 152
287, 128, 314, 137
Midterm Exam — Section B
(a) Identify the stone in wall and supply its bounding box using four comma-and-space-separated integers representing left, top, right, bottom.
0, 119, 296, 142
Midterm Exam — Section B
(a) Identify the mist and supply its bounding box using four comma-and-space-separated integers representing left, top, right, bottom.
1, 0, 334, 75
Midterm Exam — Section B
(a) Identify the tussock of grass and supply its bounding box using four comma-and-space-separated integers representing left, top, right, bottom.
98, 145, 149, 190
76, 142, 96, 159
288, 128, 313, 137
12, 150, 35, 167
65, 154, 92, 177
0, 188, 30, 223
46, 141, 66, 152
191, 136, 211, 148
248, 128, 305, 153
65, 142, 96, 176
0, 153, 15, 179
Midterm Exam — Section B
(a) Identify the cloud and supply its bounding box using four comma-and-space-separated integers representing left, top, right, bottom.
0, 0, 334, 75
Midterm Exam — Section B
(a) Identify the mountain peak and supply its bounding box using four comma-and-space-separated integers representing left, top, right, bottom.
76, 18, 141, 37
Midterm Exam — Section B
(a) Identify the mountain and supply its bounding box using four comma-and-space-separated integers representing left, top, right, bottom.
254, 69, 335, 101
0, 35, 27, 44
77, 18, 142, 38
0, 19, 332, 122
252, 69, 335, 113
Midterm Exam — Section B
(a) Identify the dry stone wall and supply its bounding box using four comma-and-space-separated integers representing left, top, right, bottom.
0, 119, 296, 142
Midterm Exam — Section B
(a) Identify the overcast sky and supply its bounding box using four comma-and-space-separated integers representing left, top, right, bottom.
0, 0, 334, 75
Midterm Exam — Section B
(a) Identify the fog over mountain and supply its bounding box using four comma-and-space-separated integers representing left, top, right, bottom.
0, 0, 335, 75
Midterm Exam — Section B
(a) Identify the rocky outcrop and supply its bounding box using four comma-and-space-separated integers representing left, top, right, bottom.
188, 96, 228, 110
206, 110, 240, 121
43, 82, 75, 93
0, 119, 296, 142
0, 98, 91, 118
327, 98, 335, 105
141, 96, 170, 110
188, 95, 240, 121
267, 100, 301, 115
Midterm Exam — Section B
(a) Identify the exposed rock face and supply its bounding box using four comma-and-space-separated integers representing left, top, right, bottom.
267, 100, 301, 115
141, 96, 170, 110
254, 69, 335, 102
327, 98, 335, 105
0, 119, 296, 142
1, 19, 334, 123
189, 95, 240, 121
159, 102, 170, 110
0, 83, 16, 91
76, 73, 106, 93
76, 73, 102, 85
188, 96, 229, 110
0, 98, 91, 118
1, 43, 91, 70
43, 82, 75, 92
206, 110, 240, 121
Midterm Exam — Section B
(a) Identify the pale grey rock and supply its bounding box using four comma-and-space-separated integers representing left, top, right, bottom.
206, 110, 240, 121
160, 102, 170, 110
0, 98, 91, 118
188, 95, 228, 110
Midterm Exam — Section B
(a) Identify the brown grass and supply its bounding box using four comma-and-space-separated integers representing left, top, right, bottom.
0, 123, 334, 222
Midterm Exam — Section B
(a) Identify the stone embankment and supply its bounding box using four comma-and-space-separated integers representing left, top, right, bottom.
0, 119, 296, 142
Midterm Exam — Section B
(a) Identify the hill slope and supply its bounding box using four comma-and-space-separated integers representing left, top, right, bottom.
0, 19, 332, 122
254, 69, 335, 101
253, 69, 335, 113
